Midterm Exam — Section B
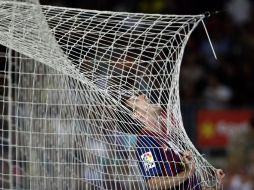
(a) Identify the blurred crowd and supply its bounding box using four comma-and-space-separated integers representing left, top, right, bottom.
225, 115, 254, 190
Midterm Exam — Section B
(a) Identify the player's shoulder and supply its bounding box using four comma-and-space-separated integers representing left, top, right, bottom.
136, 129, 162, 147
136, 134, 154, 146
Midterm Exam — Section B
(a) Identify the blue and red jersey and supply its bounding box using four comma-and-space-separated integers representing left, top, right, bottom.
135, 129, 202, 190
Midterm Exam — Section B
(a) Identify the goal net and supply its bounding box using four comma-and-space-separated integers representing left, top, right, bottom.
0, 1, 220, 190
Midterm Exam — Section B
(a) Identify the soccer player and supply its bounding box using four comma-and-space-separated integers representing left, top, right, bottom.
125, 94, 225, 190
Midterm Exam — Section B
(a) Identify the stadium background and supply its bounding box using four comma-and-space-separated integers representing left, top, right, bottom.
1, 0, 253, 189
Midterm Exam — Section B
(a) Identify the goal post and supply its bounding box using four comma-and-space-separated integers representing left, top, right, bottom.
0, 1, 220, 190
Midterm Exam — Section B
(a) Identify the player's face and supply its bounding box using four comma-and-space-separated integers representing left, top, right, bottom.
126, 95, 150, 112
126, 95, 161, 115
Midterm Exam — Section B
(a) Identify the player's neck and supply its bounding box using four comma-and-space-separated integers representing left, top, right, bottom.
137, 107, 162, 119
141, 114, 163, 133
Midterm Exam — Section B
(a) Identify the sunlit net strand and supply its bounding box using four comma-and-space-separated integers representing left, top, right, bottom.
12, 52, 143, 189
0, 2, 198, 73
0, 2, 117, 104
17, 62, 111, 189
0, 0, 38, 4
0, 1, 196, 113
9, 53, 98, 190
0, 1, 219, 190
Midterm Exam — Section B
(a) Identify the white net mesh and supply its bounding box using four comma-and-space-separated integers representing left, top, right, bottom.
0, 1, 221, 190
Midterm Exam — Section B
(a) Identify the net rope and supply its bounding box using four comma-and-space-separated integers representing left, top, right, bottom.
0, 1, 221, 189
